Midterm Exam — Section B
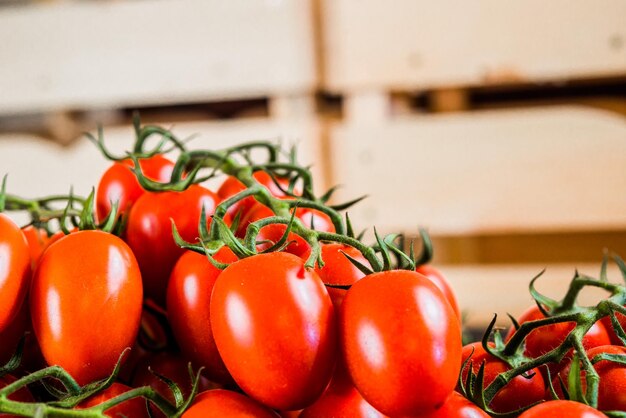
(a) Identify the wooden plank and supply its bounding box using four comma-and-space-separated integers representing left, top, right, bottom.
330, 105, 626, 235
444, 263, 621, 328
0, 117, 324, 206
322, 0, 626, 92
0, 0, 316, 114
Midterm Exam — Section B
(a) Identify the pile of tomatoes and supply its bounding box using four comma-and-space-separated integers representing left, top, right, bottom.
1, 122, 625, 418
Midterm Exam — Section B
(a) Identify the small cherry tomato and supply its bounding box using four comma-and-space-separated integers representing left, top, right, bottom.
0, 214, 31, 334
340, 270, 462, 417
30, 230, 143, 385
167, 247, 238, 385
183, 389, 279, 418
461, 343, 545, 413
211, 253, 337, 411
416, 264, 460, 319
96, 154, 174, 221
126, 184, 222, 305
518, 400, 608, 418
77, 382, 150, 418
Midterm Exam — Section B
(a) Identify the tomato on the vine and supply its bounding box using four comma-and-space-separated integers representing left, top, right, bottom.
210, 252, 337, 411
418, 392, 489, 418
600, 309, 626, 345
518, 400, 608, 418
30, 230, 143, 385
340, 270, 462, 417
460, 342, 545, 413
0, 214, 31, 334
416, 264, 460, 320
552, 345, 626, 412
96, 154, 174, 221
0, 374, 35, 418
506, 305, 610, 375
77, 382, 149, 418
166, 247, 238, 385
0, 303, 29, 366
126, 184, 222, 306
183, 389, 279, 418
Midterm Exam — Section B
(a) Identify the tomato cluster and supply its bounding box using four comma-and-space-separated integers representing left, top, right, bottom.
0, 122, 625, 418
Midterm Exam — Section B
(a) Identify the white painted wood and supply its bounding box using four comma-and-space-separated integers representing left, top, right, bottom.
445, 263, 622, 328
330, 106, 626, 235
322, 0, 626, 92
0, 117, 324, 219
343, 90, 389, 124
0, 0, 316, 114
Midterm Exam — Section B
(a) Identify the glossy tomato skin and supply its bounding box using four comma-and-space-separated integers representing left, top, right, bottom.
96, 155, 174, 221
211, 252, 337, 411
126, 184, 221, 306
0, 214, 31, 334
506, 305, 610, 375
340, 270, 462, 417
460, 343, 545, 413
415, 392, 489, 418
518, 400, 608, 418
0, 302, 29, 365
416, 264, 460, 320
299, 361, 386, 418
30, 230, 143, 385
77, 382, 150, 418
314, 244, 369, 309
166, 248, 237, 384
553, 345, 626, 412
183, 389, 279, 418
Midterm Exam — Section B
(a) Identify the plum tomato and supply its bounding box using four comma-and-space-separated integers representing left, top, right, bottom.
96, 154, 174, 221
314, 243, 370, 309
460, 343, 545, 413
126, 184, 222, 306
0, 302, 29, 366
416, 264, 460, 320
506, 305, 610, 375
183, 389, 279, 418
166, 247, 238, 385
210, 252, 337, 410
417, 392, 489, 418
518, 400, 608, 418
77, 382, 150, 418
552, 345, 626, 412
30, 230, 143, 385
340, 270, 462, 417
0, 214, 31, 334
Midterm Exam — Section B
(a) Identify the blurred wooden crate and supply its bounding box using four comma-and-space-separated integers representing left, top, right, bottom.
0, 0, 316, 114
321, 0, 626, 91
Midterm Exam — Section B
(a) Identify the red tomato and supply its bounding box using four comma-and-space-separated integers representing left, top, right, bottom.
416, 264, 460, 320
0, 214, 31, 334
314, 243, 370, 309
518, 400, 607, 418
299, 361, 386, 418
96, 155, 174, 221
21, 226, 50, 268
30, 230, 143, 385
131, 351, 215, 418
183, 389, 279, 418
0, 374, 35, 418
77, 382, 150, 418
460, 343, 545, 413
506, 305, 610, 375
553, 345, 626, 412
217, 171, 292, 221
126, 184, 222, 306
0, 302, 29, 365
211, 253, 337, 410
416, 392, 489, 418
600, 310, 626, 345
340, 270, 462, 417
167, 248, 238, 384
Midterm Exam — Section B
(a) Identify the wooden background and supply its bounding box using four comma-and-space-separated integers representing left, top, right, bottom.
1, 0, 625, 326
